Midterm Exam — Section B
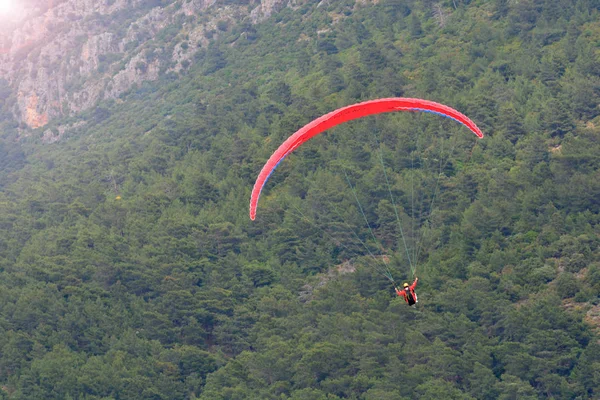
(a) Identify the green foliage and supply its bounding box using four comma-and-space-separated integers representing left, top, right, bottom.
0, 0, 599, 398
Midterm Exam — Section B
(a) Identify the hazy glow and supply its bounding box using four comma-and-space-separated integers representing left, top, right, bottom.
0, 0, 15, 16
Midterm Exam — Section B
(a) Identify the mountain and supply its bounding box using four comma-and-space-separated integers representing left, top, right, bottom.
0, 0, 599, 398
0, 0, 285, 130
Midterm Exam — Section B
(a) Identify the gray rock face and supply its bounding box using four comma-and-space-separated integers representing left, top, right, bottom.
0, 0, 291, 130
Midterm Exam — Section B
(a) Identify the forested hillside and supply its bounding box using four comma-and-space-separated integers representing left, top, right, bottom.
0, 0, 599, 398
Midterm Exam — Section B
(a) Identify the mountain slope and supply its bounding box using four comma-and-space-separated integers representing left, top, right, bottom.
0, 0, 599, 398
0, 0, 287, 129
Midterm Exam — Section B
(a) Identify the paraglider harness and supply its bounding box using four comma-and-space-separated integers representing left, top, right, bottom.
395, 277, 418, 306
404, 287, 417, 306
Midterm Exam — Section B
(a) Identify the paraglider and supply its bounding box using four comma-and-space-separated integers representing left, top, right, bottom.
249, 97, 484, 301
249, 97, 483, 221
396, 277, 419, 306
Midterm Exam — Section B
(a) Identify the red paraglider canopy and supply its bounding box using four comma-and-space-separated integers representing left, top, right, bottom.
250, 97, 483, 220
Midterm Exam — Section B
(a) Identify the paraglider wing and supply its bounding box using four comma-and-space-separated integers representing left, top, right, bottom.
249, 97, 483, 220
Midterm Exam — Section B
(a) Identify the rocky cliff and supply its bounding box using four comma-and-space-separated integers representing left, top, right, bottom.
0, 0, 292, 131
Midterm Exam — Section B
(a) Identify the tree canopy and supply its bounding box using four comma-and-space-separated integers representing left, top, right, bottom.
0, 0, 599, 398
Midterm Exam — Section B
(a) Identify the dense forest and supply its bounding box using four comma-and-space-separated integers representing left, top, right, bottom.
0, 0, 600, 398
